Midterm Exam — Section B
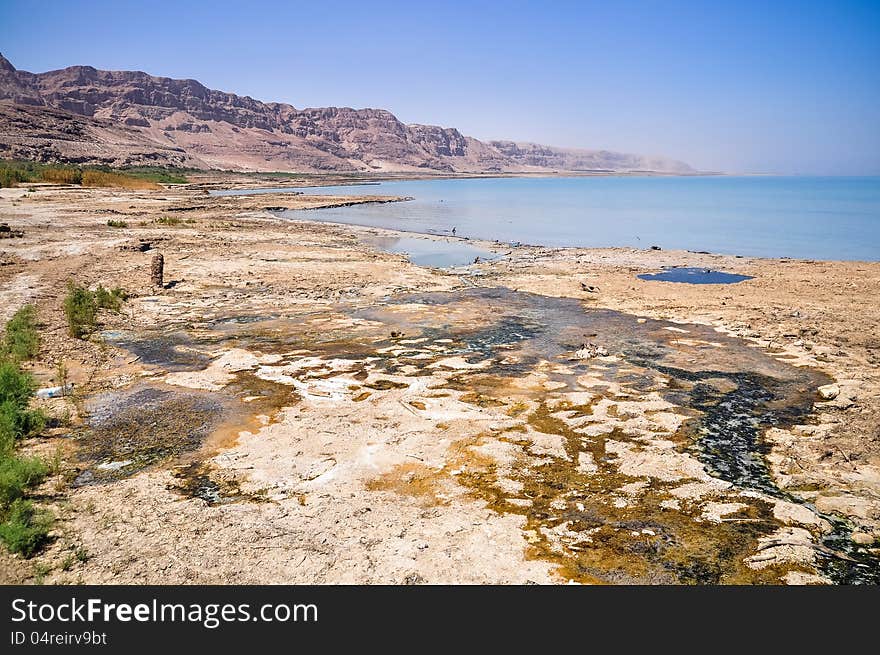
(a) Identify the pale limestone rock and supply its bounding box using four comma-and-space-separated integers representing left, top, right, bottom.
783, 571, 830, 585
576, 452, 598, 474
747, 527, 816, 570
701, 502, 749, 523
771, 498, 831, 531
817, 383, 840, 400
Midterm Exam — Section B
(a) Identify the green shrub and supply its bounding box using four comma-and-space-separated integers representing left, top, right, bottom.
0, 328, 45, 448
0, 401, 44, 454
0, 307, 53, 558
0, 402, 17, 455
0, 361, 35, 409
0, 169, 28, 188
106, 219, 129, 228
63, 283, 97, 339
63, 283, 128, 338
155, 216, 182, 226
0, 342, 44, 454
2, 305, 39, 362
0, 455, 47, 506
94, 285, 127, 312
0, 499, 53, 557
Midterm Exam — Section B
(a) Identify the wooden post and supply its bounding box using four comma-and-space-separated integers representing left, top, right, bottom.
151, 253, 164, 288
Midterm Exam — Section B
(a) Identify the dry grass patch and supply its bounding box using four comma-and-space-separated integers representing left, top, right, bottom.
81, 171, 159, 190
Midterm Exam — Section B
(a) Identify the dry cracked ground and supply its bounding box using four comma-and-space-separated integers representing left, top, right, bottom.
1, 181, 879, 585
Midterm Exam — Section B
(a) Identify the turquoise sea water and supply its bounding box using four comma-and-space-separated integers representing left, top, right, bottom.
237, 176, 879, 261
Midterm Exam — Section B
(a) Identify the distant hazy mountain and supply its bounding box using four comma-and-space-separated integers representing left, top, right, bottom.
0, 54, 694, 174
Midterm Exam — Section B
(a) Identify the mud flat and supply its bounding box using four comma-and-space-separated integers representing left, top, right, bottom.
0, 181, 878, 584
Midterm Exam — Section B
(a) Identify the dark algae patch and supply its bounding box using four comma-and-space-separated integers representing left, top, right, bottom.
170, 462, 237, 505
348, 288, 876, 583
365, 379, 409, 390
168, 462, 265, 506
817, 522, 880, 584
102, 330, 212, 371
633, 360, 880, 584
639, 363, 819, 495
75, 385, 223, 483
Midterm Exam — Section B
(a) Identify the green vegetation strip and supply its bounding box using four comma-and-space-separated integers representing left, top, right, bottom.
0, 282, 130, 557
0, 160, 191, 188
0, 306, 51, 557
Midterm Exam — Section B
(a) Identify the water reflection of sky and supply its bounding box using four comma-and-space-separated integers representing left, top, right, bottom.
215, 176, 880, 260
637, 267, 754, 284
361, 235, 496, 268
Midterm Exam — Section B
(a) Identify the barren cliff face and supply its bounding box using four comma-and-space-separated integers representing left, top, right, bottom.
0, 54, 694, 173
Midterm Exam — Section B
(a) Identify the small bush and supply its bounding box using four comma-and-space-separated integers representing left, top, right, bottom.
0, 400, 45, 453
0, 499, 53, 557
0, 170, 27, 188
93, 285, 127, 312
0, 362, 35, 409
155, 216, 182, 226
55, 361, 68, 394
106, 219, 128, 228
93, 286, 113, 310
63, 283, 97, 339
0, 362, 45, 451
0, 402, 18, 455
47, 444, 64, 476
0, 455, 47, 506
63, 283, 128, 338
2, 305, 39, 362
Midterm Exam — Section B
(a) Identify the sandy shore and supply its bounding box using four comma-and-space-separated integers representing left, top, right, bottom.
1, 181, 878, 585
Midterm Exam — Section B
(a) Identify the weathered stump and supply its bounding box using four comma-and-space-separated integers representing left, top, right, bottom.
150, 253, 164, 288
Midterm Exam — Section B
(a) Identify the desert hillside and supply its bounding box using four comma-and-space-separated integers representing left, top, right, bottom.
0, 54, 694, 174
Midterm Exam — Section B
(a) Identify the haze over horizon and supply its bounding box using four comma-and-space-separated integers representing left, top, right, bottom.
1, 0, 878, 175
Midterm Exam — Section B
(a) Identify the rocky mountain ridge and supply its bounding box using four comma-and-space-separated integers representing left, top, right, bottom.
0, 54, 695, 174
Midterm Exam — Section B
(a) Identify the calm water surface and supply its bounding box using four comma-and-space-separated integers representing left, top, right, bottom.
359, 235, 495, 267
220, 176, 879, 261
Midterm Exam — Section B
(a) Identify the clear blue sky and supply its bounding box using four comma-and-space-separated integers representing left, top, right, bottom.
1, 0, 878, 174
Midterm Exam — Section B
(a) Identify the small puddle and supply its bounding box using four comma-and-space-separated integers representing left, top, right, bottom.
638, 267, 754, 284
362, 234, 497, 268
